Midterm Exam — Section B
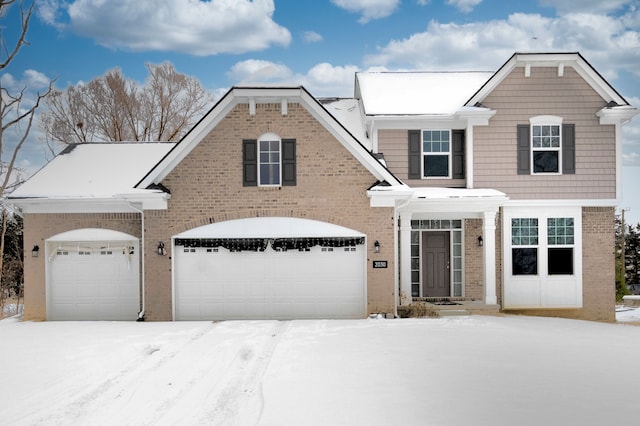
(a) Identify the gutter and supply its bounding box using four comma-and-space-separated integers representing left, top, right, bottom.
129, 203, 146, 321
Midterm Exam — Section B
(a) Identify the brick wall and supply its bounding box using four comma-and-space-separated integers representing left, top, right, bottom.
143, 102, 395, 320
22, 102, 395, 321
464, 219, 484, 300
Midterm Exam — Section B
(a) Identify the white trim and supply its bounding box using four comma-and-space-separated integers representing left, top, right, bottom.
529, 115, 562, 125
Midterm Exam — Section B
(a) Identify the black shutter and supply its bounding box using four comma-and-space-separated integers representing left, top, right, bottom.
452, 130, 465, 179
242, 139, 257, 186
562, 124, 575, 174
517, 124, 530, 175
408, 130, 421, 179
282, 138, 296, 186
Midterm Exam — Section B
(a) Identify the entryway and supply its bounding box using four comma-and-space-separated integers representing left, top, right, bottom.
422, 231, 450, 297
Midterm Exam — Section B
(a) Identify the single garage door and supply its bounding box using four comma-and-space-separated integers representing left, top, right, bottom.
173, 217, 366, 320
47, 229, 140, 320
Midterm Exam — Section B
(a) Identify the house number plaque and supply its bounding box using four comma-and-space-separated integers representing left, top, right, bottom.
373, 260, 388, 268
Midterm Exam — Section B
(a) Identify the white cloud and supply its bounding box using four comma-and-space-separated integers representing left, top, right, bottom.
303, 31, 323, 43
225, 60, 359, 97
303, 63, 360, 97
42, 0, 291, 56
227, 59, 294, 84
446, 0, 482, 13
363, 11, 640, 74
331, 0, 400, 24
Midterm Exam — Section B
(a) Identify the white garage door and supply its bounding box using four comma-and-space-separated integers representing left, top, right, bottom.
47, 229, 140, 321
173, 218, 367, 320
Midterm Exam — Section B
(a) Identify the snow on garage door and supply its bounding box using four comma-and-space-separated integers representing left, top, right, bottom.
47, 229, 140, 321
173, 217, 366, 320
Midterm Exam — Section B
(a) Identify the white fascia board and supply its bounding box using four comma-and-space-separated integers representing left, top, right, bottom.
12, 194, 169, 214
299, 89, 402, 185
367, 187, 413, 207
365, 114, 470, 130
596, 106, 639, 125
454, 108, 496, 126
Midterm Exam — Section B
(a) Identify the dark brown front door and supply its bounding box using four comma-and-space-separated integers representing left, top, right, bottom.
422, 231, 450, 297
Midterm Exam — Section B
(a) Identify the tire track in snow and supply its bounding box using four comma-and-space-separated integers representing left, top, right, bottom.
193, 320, 291, 426
28, 322, 217, 425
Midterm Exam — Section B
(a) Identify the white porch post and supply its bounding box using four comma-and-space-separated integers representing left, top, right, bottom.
482, 210, 498, 305
399, 211, 412, 305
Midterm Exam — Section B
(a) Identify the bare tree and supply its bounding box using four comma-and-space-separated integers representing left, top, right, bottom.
0, 0, 53, 311
41, 62, 214, 145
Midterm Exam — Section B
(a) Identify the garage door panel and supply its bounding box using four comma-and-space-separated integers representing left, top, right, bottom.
48, 241, 139, 321
174, 242, 366, 320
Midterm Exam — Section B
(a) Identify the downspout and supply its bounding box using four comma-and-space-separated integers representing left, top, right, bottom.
130, 203, 145, 321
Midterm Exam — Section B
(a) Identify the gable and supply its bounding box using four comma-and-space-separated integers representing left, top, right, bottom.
160, 102, 385, 204
137, 87, 402, 189
467, 52, 631, 107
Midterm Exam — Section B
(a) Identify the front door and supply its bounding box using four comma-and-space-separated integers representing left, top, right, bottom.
422, 231, 450, 297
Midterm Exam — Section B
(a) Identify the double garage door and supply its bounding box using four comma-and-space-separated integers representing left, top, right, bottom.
47, 229, 140, 321
173, 218, 367, 320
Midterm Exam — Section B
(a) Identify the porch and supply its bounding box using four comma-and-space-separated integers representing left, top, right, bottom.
398, 297, 501, 318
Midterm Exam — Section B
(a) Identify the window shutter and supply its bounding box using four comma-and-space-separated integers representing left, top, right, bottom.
517, 125, 530, 175
562, 124, 575, 174
408, 130, 421, 179
242, 139, 257, 186
282, 138, 296, 186
452, 130, 465, 179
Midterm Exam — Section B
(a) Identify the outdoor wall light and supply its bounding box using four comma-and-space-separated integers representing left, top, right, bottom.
374, 240, 380, 253
31, 245, 40, 257
157, 242, 166, 256
478, 236, 483, 247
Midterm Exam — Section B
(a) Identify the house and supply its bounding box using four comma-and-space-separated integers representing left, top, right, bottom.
11, 52, 638, 322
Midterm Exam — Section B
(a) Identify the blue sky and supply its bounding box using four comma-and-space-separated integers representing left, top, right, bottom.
3, 0, 640, 221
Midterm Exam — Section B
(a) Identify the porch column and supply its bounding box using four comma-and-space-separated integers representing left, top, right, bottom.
482, 210, 498, 305
399, 211, 412, 305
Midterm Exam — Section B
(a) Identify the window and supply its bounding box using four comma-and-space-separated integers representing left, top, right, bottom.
547, 217, 574, 275
510, 216, 576, 276
242, 137, 296, 187
511, 218, 538, 275
259, 138, 281, 186
422, 130, 450, 178
517, 116, 575, 175
532, 124, 560, 173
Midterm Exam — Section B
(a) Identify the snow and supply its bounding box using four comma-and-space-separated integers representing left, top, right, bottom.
10, 143, 175, 199
322, 98, 371, 150
175, 217, 365, 239
356, 71, 494, 115
1, 314, 639, 425
412, 187, 508, 200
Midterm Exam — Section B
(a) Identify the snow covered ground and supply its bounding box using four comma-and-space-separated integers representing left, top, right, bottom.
1, 312, 639, 426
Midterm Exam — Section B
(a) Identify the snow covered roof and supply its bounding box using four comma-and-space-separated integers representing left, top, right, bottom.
355, 71, 493, 116
321, 98, 371, 151
11, 143, 175, 200
174, 217, 365, 239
